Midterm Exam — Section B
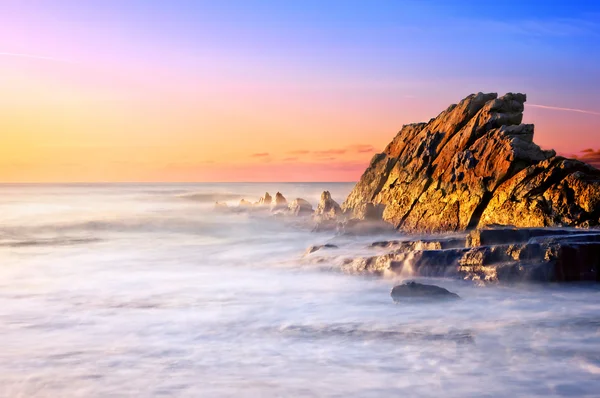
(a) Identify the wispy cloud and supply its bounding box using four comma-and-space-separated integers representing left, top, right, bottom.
286, 144, 377, 159
528, 104, 600, 117
572, 148, 600, 168
463, 17, 599, 38
0, 52, 72, 63
348, 144, 376, 153
314, 149, 347, 157
250, 152, 270, 158
288, 150, 310, 155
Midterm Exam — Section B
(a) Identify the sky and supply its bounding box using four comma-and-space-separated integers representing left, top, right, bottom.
0, 0, 599, 182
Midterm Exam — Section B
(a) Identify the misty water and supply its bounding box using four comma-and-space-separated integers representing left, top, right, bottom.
1, 183, 599, 397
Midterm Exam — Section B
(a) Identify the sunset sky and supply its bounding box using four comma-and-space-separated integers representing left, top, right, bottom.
1, 0, 599, 182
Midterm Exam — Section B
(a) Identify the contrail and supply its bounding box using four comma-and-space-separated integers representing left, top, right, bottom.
0, 52, 72, 63
528, 103, 600, 116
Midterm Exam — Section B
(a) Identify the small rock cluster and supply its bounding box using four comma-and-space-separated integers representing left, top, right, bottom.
215, 190, 391, 234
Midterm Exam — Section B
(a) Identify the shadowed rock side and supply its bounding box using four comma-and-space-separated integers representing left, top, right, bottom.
391, 282, 460, 302
329, 227, 600, 283
342, 92, 600, 232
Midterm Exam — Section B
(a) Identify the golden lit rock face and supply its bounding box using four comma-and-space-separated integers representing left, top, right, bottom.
343, 92, 600, 232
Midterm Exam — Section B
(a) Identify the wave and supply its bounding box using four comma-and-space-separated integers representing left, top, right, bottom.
0, 215, 243, 239
0, 237, 102, 247
276, 322, 474, 343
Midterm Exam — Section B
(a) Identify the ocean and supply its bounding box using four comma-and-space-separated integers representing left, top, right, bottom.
1, 183, 599, 397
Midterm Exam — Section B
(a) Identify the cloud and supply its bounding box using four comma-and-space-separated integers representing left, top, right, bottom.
528, 104, 600, 117
286, 144, 376, 159
348, 144, 376, 153
0, 51, 72, 63
250, 152, 270, 158
464, 17, 599, 38
314, 149, 347, 157
573, 149, 600, 168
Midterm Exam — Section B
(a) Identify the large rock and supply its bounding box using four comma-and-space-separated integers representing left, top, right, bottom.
331, 227, 600, 283
342, 92, 600, 232
273, 192, 287, 207
314, 191, 342, 220
390, 282, 460, 302
271, 192, 288, 212
288, 198, 313, 216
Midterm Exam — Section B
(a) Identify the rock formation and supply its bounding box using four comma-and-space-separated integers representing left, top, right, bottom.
273, 192, 287, 208
288, 198, 313, 216
239, 199, 253, 207
314, 191, 342, 220
256, 192, 272, 206
343, 92, 600, 232
313, 227, 600, 283
391, 281, 460, 301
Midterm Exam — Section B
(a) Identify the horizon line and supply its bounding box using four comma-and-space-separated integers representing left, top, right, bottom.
0, 181, 359, 185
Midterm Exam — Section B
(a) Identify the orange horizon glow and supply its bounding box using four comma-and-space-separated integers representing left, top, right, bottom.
1, 3, 599, 183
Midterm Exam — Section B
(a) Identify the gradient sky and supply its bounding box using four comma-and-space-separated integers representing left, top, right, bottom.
1, 0, 599, 182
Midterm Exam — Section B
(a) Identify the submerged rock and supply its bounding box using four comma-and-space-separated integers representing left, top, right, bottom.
391, 282, 460, 301
288, 198, 314, 216
304, 243, 339, 255
214, 201, 229, 210
239, 199, 253, 207
342, 92, 600, 232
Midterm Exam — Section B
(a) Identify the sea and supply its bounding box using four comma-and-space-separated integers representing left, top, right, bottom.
1, 183, 599, 397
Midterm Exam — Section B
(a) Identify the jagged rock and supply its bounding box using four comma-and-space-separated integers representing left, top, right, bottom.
304, 244, 338, 255
214, 201, 228, 210
391, 282, 460, 301
239, 199, 253, 207
288, 198, 313, 216
273, 192, 287, 207
334, 227, 600, 283
314, 191, 342, 220
256, 192, 272, 206
342, 92, 600, 232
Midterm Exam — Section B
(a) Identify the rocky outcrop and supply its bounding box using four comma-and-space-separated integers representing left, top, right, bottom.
256, 192, 272, 206
288, 198, 314, 216
273, 192, 287, 208
314, 191, 342, 220
328, 227, 600, 283
239, 199, 253, 207
343, 92, 600, 232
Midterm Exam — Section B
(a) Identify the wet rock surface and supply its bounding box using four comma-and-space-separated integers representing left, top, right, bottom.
391, 282, 460, 301
307, 227, 600, 283
342, 92, 600, 232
